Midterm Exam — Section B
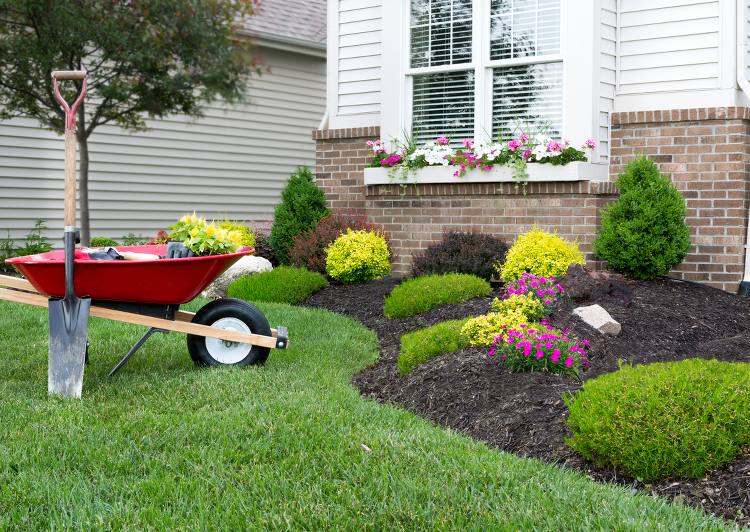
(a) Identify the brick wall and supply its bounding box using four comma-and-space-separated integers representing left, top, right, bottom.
611, 107, 750, 291
314, 108, 750, 292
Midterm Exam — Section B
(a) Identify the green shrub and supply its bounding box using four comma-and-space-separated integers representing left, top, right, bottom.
270, 167, 329, 264
460, 309, 530, 347
593, 156, 690, 280
121, 233, 148, 246
325, 229, 390, 283
227, 266, 328, 304
90, 236, 119, 247
217, 220, 255, 247
565, 359, 750, 482
384, 273, 491, 318
397, 319, 470, 375
498, 229, 584, 282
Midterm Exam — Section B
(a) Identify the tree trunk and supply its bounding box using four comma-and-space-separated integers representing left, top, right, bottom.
76, 103, 90, 246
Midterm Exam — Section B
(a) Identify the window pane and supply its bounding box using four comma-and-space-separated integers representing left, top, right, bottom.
490, 0, 560, 60
411, 0, 473, 68
412, 70, 475, 145
492, 62, 562, 139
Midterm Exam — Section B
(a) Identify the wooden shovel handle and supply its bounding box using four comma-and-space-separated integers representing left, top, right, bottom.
64, 130, 77, 227
51, 70, 86, 81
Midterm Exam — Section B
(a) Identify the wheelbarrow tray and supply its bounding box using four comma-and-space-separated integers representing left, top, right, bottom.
6, 244, 253, 304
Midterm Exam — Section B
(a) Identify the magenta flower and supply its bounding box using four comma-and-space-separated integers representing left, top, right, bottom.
507, 139, 522, 152
522, 149, 532, 160
520, 133, 529, 142
488, 349, 496, 357
565, 357, 574, 368
436, 136, 450, 145
551, 349, 560, 362
536, 350, 544, 359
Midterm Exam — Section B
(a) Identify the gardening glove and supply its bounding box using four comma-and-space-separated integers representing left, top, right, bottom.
166, 241, 194, 259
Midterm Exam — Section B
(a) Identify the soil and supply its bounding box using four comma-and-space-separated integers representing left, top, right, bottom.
303, 272, 750, 526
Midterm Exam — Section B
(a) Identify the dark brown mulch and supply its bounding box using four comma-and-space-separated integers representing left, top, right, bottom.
303, 272, 750, 526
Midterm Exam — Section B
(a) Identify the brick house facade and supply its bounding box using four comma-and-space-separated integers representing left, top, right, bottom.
314, 107, 750, 292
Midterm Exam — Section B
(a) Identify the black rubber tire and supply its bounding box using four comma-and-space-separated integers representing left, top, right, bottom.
186, 298, 272, 367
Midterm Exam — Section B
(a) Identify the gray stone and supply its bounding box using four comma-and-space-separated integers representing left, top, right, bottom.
573, 304, 621, 335
202, 255, 273, 298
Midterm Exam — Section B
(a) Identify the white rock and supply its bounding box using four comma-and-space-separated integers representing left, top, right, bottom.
573, 304, 621, 336
202, 255, 273, 298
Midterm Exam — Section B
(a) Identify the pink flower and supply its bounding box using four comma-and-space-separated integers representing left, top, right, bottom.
536, 350, 545, 359
436, 136, 450, 145
584, 138, 597, 149
522, 149, 532, 160
544, 299, 552, 305
488, 349, 496, 357
551, 349, 560, 362
463, 139, 474, 149
507, 139, 522, 152
520, 133, 529, 142
565, 357, 574, 368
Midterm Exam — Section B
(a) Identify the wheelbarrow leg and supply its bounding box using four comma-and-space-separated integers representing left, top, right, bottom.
108, 327, 165, 377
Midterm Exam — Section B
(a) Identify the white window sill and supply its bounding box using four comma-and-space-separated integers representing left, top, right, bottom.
363, 161, 609, 185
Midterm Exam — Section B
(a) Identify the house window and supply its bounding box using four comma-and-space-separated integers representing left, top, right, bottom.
408, 0, 562, 144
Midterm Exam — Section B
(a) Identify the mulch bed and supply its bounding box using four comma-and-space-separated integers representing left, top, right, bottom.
303, 271, 750, 526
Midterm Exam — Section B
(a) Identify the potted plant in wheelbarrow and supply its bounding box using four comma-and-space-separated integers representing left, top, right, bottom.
0, 71, 287, 398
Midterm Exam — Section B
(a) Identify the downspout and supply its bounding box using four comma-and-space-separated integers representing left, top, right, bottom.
737, 0, 750, 294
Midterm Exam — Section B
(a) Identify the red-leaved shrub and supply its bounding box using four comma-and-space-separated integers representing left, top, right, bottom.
289, 212, 385, 274
412, 230, 508, 281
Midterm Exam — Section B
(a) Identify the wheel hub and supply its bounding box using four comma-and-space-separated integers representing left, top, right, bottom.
205, 317, 252, 364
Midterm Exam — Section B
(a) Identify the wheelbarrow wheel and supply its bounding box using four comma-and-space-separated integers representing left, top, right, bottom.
187, 298, 271, 367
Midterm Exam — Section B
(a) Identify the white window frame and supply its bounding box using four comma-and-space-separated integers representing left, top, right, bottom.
381, 0, 599, 153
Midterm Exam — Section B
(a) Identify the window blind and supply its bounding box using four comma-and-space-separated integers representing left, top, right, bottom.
492, 62, 563, 139
412, 70, 475, 144
411, 0, 473, 68
490, 0, 560, 61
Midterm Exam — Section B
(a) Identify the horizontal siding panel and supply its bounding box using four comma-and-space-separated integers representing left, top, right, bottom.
0, 47, 325, 242
620, 32, 718, 55
623, 0, 713, 10
336, 0, 382, 117
620, 17, 719, 41
620, 2, 716, 26
619, 62, 717, 84
620, 47, 718, 70
618, 77, 719, 94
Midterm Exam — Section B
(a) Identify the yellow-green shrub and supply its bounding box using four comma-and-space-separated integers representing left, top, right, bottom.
498, 229, 584, 282
491, 293, 545, 321
460, 308, 530, 347
325, 229, 391, 283
217, 220, 256, 247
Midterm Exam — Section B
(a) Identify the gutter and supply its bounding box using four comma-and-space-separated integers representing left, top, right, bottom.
238, 29, 326, 58
737, 0, 750, 295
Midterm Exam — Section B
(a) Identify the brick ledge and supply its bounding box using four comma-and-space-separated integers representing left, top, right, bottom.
312, 126, 380, 140
612, 107, 750, 126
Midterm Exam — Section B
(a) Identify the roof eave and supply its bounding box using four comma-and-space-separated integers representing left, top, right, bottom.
239, 29, 326, 58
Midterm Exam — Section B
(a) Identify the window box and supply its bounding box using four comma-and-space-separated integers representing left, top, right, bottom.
363, 162, 608, 186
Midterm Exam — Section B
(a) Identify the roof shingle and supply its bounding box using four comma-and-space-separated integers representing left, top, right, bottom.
243, 0, 326, 47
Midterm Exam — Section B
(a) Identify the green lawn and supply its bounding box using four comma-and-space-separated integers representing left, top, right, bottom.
0, 299, 732, 529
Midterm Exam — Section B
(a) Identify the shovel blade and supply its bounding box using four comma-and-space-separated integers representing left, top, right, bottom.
48, 296, 91, 398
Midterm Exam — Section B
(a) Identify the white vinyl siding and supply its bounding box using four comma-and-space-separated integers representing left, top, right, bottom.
0, 46, 325, 242
599, 0, 617, 163
618, 0, 721, 95
337, 0, 382, 116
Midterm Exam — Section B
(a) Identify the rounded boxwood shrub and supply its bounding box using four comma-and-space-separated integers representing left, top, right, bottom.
460, 308, 530, 347
384, 273, 491, 318
325, 229, 391, 283
227, 266, 328, 304
270, 167, 329, 264
90, 236, 119, 247
593, 156, 690, 280
411, 231, 508, 281
217, 220, 255, 247
397, 318, 470, 375
565, 359, 750, 482
498, 229, 584, 282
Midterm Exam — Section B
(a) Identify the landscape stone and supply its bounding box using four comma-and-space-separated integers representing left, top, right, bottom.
202, 255, 272, 298
573, 304, 621, 335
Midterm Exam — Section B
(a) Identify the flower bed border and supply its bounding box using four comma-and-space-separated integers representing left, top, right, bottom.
364, 162, 609, 186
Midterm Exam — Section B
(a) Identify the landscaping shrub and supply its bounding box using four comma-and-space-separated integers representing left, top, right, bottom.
489, 321, 589, 378
325, 229, 391, 283
593, 156, 690, 280
397, 319, 470, 375
121, 233, 148, 246
460, 308, 529, 347
565, 359, 750, 482
491, 294, 545, 321
253, 232, 278, 266
217, 220, 255, 247
147, 230, 171, 245
227, 266, 328, 304
412, 231, 508, 280
270, 167, 329, 264
289, 212, 384, 274
16, 220, 52, 256
90, 236, 119, 247
498, 229, 584, 282
495, 272, 566, 317
384, 273, 491, 318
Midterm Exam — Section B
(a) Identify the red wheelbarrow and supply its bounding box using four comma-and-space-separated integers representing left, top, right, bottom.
2, 245, 288, 375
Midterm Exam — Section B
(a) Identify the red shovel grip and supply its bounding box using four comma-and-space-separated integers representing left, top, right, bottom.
52, 70, 87, 130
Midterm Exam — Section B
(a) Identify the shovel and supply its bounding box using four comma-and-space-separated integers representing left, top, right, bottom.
47, 70, 91, 398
